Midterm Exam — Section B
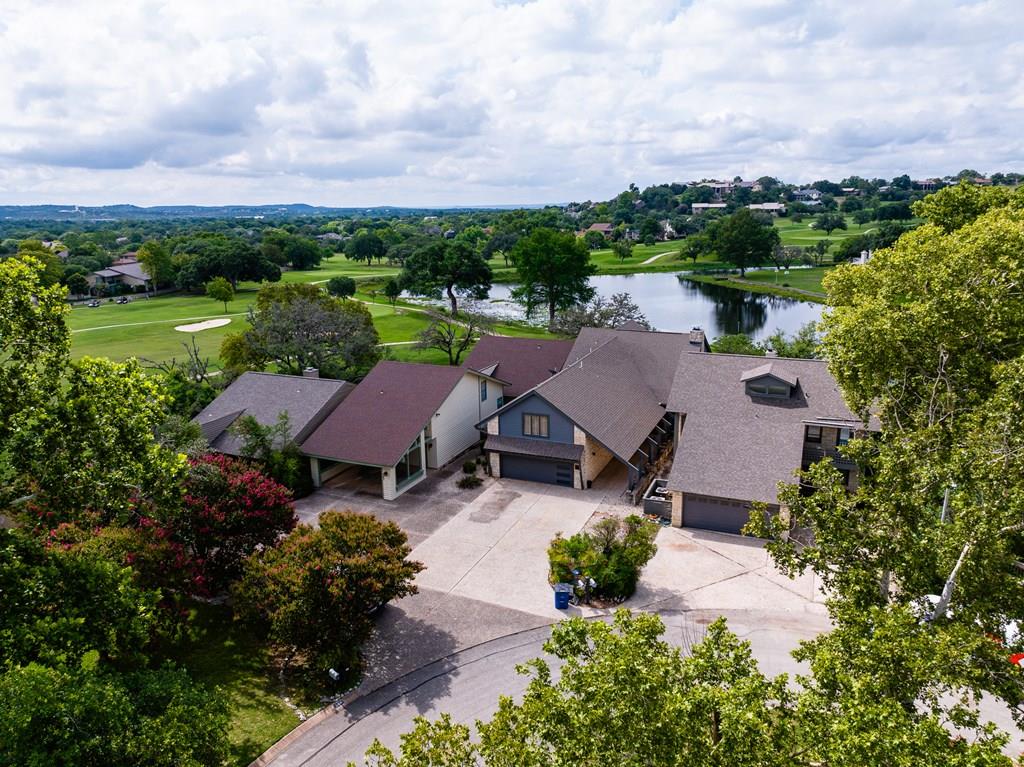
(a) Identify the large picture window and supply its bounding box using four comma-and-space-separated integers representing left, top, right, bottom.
523, 413, 550, 438
395, 435, 424, 488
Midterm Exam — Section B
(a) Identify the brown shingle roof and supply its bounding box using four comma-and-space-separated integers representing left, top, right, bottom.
666, 353, 870, 504
463, 336, 573, 398
300, 361, 468, 467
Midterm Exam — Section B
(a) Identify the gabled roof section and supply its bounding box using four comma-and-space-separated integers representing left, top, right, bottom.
300, 361, 478, 467
463, 335, 573, 398
739, 362, 798, 387
194, 372, 353, 457
533, 338, 665, 465
567, 326, 707, 402
666, 353, 871, 505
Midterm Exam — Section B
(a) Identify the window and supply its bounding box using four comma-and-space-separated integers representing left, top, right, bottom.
805, 425, 822, 443
837, 428, 852, 446
746, 380, 791, 398
395, 435, 424, 489
523, 413, 550, 438
480, 379, 488, 402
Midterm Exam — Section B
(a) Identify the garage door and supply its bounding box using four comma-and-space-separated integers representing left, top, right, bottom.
683, 494, 752, 534
501, 455, 574, 487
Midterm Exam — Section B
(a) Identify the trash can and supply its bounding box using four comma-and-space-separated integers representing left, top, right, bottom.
554, 583, 573, 610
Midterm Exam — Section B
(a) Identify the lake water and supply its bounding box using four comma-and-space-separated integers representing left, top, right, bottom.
483, 272, 824, 341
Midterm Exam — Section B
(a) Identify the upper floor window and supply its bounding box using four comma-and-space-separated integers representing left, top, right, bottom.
805, 425, 822, 443
523, 413, 550, 438
837, 428, 852, 446
746, 380, 791, 398
480, 379, 488, 402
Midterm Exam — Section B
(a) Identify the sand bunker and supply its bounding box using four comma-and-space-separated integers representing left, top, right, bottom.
174, 318, 232, 333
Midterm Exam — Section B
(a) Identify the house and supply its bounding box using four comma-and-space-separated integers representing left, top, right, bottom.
663, 353, 875, 534
479, 326, 709, 495
462, 335, 574, 402
793, 188, 822, 206
194, 370, 354, 463
88, 261, 152, 292
747, 202, 786, 215
691, 203, 728, 214
111, 252, 138, 266
586, 222, 614, 236
300, 361, 507, 500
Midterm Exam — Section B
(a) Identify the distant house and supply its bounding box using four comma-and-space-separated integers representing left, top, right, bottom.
88, 261, 152, 292
623, 228, 640, 242
691, 203, 728, 214
463, 336, 574, 402
840, 187, 863, 196
479, 326, 709, 495
301, 361, 507, 500
747, 202, 786, 216
111, 252, 138, 266
195, 371, 354, 462
586, 222, 614, 236
793, 188, 822, 203
664, 353, 876, 533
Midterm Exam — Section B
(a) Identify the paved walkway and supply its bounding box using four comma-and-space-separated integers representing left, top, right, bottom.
640, 250, 675, 265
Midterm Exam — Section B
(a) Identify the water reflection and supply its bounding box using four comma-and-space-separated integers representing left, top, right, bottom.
484, 272, 823, 341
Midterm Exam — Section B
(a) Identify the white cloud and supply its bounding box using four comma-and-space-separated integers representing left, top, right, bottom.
0, 0, 1021, 206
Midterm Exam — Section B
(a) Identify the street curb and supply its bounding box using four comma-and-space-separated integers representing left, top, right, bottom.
246, 621, 560, 767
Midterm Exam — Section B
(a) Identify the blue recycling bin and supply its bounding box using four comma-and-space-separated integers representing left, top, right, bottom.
554, 583, 572, 609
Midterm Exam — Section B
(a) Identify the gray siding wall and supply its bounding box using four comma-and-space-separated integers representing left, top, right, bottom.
497, 394, 575, 443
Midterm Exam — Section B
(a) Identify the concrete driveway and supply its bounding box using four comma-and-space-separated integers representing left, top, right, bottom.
410, 479, 605, 618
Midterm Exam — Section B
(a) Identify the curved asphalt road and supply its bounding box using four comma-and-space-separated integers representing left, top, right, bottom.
266, 608, 832, 767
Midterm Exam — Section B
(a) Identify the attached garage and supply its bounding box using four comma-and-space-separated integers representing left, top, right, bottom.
682, 494, 754, 535
500, 455, 574, 487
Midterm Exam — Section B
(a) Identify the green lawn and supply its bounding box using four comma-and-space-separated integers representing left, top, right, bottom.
166, 603, 308, 767
741, 266, 832, 295
773, 216, 879, 251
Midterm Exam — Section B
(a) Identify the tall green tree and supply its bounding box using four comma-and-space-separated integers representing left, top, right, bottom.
812, 211, 847, 236
400, 240, 492, 316
710, 209, 780, 276
136, 240, 173, 288
345, 232, 386, 265
510, 228, 596, 323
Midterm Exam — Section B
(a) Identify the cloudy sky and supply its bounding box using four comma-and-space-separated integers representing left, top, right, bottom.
0, 0, 1021, 207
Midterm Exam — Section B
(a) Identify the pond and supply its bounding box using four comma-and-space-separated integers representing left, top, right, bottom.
483, 272, 824, 341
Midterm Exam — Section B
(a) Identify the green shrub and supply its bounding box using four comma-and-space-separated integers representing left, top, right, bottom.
457, 475, 483, 490
547, 515, 657, 601
462, 460, 477, 474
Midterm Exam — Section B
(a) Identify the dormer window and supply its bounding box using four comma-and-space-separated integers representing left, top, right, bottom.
746, 379, 792, 397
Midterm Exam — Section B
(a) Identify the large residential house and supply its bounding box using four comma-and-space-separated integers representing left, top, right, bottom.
792, 188, 822, 205
300, 360, 506, 500
479, 326, 709, 495
664, 353, 873, 534
88, 257, 152, 292
479, 325, 874, 535
747, 202, 786, 215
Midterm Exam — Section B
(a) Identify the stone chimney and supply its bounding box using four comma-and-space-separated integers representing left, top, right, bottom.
689, 327, 705, 345
302, 367, 319, 378
765, 349, 778, 358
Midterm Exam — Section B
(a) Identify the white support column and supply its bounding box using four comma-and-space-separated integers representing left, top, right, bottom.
310, 457, 321, 488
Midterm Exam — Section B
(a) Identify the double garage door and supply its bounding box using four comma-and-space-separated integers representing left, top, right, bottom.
500, 455, 574, 487
683, 494, 755, 535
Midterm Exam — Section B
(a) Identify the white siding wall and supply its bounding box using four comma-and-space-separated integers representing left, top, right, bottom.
429, 373, 498, 468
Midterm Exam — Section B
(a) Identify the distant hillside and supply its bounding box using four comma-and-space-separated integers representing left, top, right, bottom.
0, 202, 550, 221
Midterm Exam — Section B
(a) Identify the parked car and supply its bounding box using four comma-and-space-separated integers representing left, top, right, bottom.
115, 296, 131, 304
86, 299, 101, 308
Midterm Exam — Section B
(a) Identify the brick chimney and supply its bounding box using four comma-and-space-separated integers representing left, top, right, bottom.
302, 367, 319, 378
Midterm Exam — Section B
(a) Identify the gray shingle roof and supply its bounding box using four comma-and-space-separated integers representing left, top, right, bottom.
463, 336, 573, 398
194, 372, 354, 457
666, 353, 869, 505
533, 337, 666, 465
739, 362, 799, 387
484, 434, 583, 462
300, 361, 469, 467
567, 326, 706, 403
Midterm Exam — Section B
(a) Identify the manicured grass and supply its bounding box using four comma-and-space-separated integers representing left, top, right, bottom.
167, 603, 306, 767
682, 271, 828, 304
773, 216, 880, 251
741, 266, 832, 294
